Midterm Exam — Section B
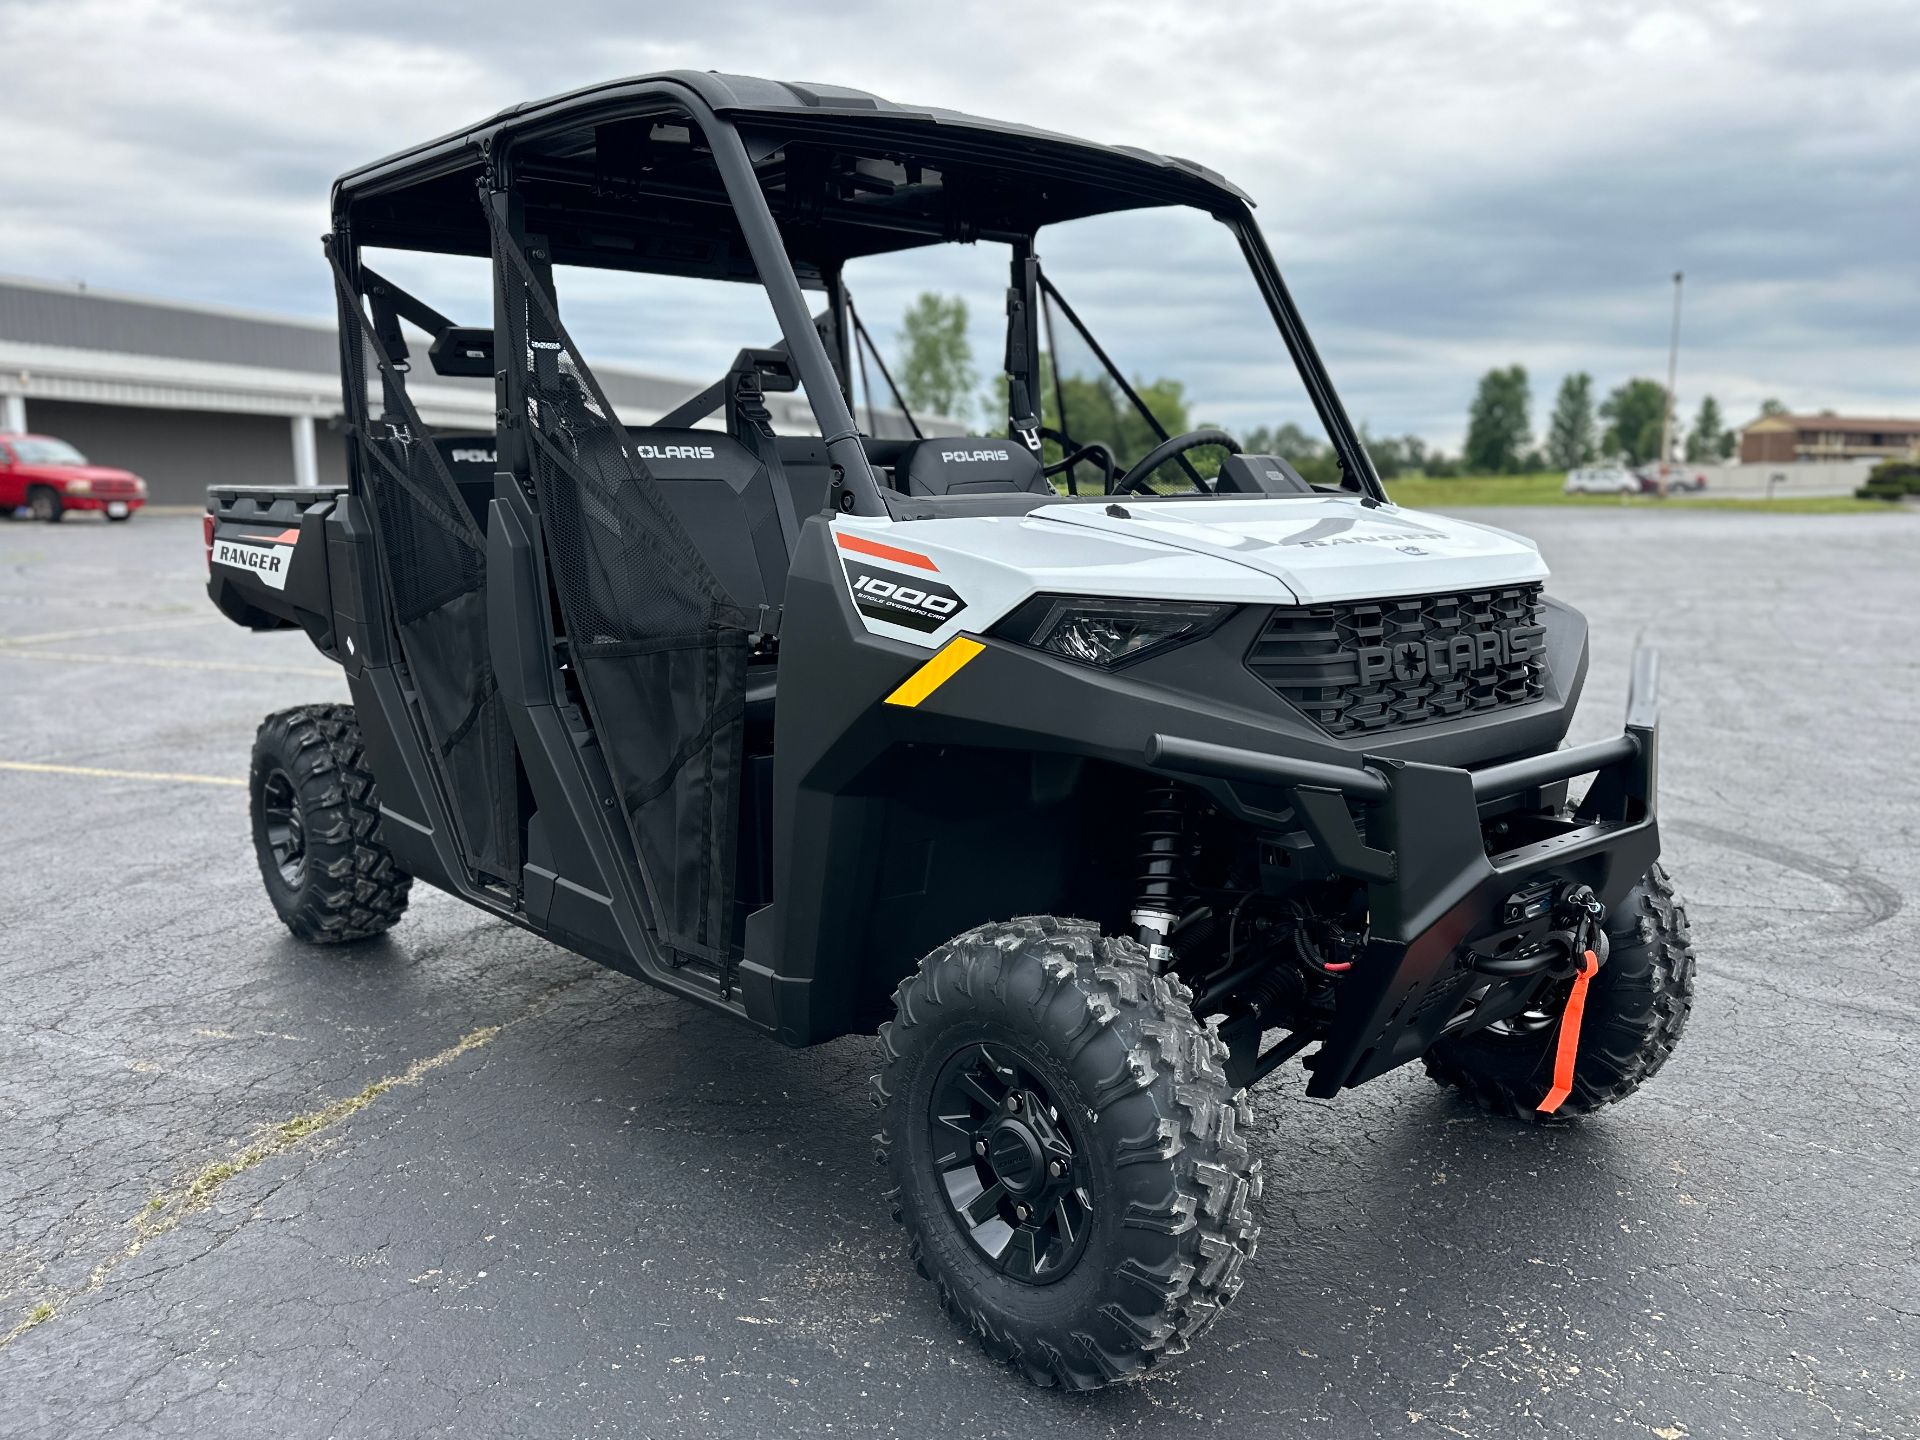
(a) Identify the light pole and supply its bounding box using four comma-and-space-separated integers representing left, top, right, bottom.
1659, 270, 1684, 495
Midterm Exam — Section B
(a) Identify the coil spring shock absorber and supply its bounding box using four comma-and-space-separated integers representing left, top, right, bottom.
1131, 782, 1189, 967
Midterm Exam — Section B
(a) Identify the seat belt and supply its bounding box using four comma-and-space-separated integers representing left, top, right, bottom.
730, 368, 801, 552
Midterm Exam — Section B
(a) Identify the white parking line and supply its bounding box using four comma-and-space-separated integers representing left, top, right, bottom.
0, 616, 220, 648
0, 760, 243, 788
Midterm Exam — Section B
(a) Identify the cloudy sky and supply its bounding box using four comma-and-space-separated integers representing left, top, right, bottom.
1, 0, 1914, 449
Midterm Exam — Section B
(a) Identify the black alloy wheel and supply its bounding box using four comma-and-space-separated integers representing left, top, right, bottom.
928, 1043, 1091, 1284
873, 916, 1261, 1390
259, 767, 307, 888
249, 703, 411, 944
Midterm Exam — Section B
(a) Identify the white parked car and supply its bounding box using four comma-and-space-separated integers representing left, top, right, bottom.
1564, 465, 1639, 494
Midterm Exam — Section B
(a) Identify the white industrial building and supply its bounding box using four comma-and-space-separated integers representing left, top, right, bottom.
0, 274, 830, 507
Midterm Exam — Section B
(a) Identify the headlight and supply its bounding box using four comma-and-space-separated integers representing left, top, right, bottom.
67, 479, 92, 494
995, 595, 1229, 668
132, 478, 147, 494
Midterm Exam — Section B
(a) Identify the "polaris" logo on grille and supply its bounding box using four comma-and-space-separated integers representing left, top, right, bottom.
1355, 626, 1544, 685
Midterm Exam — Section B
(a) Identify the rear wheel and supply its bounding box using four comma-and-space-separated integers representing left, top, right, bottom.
27, 487, 62, 523
873, 917, 1261, 1390
1424, 863, 1694, 1120
250, 703, 410, 943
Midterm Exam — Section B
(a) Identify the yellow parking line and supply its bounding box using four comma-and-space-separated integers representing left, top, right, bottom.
0, 616, 219, 648
0, 649, 333, 677
0, 760, 243, 788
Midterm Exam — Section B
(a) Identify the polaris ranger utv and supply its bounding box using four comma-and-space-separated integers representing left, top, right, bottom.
207, 72, 1693, 1390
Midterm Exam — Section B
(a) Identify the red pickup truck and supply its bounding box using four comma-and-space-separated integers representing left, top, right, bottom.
1, 433, 148, 522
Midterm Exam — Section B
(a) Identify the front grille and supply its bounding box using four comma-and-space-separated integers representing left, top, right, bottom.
88, 478, 137, 496
1246, 584, 1548, 736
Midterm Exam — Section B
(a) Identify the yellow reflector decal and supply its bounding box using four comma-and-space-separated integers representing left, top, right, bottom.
884, 636, 985, 708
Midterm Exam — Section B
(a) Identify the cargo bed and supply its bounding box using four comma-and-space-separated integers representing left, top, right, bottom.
206, 483, 345, 638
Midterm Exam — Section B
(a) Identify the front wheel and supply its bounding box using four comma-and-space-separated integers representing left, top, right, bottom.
28, 487, 62, 523
872, 917, 1261, 1390
1424, 863, 1694, 1120
250, 703, 411, 944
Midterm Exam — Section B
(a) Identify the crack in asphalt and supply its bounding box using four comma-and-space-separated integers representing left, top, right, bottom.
1667, 817, 1904, 933
0, 976, 586, 1351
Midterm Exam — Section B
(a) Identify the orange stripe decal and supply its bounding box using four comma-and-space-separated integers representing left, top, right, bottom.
268, 529, 301, 544
836, 531, 939, 572
1536, 949, 1601, 1114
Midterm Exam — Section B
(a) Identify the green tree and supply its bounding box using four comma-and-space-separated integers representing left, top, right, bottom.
1685, 394, 1732, 462
1599, 378, 1670, 465
1363, 428, 1406, 479
896, 293, 976, 423
1035, 361, 1249, 491
1546, 372, 1597, 470
1045, 372, 1191, 465
1759, 396, 1790, 417
1357, 426, 1431, 481
1463, 365, 1532, 473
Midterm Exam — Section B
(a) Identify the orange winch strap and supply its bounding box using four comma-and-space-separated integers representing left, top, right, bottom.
1537, 949, 1601, 1115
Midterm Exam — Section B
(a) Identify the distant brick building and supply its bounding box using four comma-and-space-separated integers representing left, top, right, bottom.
1739, 412, 1920, 465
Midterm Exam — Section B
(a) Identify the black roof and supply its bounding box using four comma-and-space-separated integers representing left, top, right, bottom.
334, 71, 1251, 276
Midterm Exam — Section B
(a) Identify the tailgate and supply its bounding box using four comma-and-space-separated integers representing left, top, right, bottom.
206, 484, 343, 637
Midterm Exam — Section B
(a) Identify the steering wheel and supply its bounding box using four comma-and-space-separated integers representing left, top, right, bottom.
1113, 428, 1243, 495
1038, 427, 1117, 495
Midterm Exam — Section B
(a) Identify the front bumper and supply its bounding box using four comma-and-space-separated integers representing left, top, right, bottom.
61, 494, 146, 514
1147, 649, 1662, 1097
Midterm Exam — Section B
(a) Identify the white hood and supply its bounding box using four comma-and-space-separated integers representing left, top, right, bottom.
1028, 495, 1547, 604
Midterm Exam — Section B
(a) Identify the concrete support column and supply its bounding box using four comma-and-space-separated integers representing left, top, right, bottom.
290, 413, 319, 488
0, 393, 24, 434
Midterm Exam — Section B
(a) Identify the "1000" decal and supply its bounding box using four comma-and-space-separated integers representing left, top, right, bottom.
840, 559, 967, 634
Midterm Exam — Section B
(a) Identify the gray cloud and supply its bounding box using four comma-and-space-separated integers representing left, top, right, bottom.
1, 0, 1914, 449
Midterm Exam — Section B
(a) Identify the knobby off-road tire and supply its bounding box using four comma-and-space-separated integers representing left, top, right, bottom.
872, 916, 1262, 1390
250, 704, 411, 944
1424, 863, 1694, 1120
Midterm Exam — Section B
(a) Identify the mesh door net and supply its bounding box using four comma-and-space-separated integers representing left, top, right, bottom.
329, 246, 520, 883
487, 204, 750, 972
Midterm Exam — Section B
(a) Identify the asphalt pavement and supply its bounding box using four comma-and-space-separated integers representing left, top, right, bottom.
1, 507, 1915, 1439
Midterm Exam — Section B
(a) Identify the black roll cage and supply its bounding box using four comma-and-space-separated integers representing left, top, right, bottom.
329, 75, 1387, 512
295, 72, 1665, 1076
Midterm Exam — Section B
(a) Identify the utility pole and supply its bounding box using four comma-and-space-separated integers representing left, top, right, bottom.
1659, 270, 1684, 496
